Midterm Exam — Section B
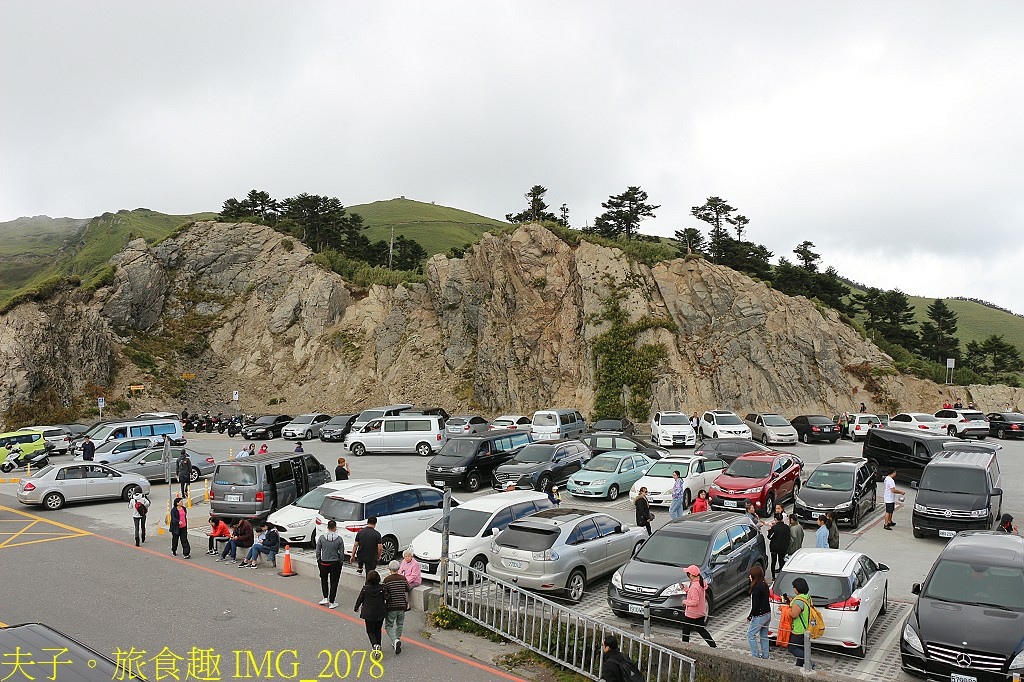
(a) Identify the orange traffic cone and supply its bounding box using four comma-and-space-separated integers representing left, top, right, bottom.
278, 545, 298, 577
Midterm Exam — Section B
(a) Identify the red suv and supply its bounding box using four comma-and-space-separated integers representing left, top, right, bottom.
708, 452, 802, 516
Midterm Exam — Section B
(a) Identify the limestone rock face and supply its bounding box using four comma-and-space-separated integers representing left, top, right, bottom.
2, 221, 1020, 421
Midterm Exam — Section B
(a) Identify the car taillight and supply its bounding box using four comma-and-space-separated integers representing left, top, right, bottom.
346, 525, 365, 533
205, 458, 214, 463
827, 597, 860, 611
315, 517, 322, 525
209, 490, 214, 500
463, 425, 470, 431
255, 491, 264, 502
855, 425, 862, 430
959, 418, 968, 423
769, 589, 783, 603
437, 434, 442, 441
918, 424, 929, 429
23, 483, 35, 491
1012, 424, 1021, 431
811, 426, 820, 432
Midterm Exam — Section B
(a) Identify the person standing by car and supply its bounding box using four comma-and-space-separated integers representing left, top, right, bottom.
169, 496, 191, 559
767, 513, 789, 578
773, 502, 790, 525
883, 469, 905, 531
336, 457, 350, 481
745, 502, 761, 528
669, 471, 685, 521
317, 520, 344, 608
382, 560, 410, 654
746, 564, 771, 659
788, 514, 804, 559
294, 441, 304, 453
81, 435, 95, 462
786, 578, 816, 669
859, 403, 867, 413
257, 443, 268, 455
825, 512, 840, 549
176, 450, 192, 499
691, 489, 710, 513
354, 571, 388, 654
689, 413, 699, 429
815, 515, 830, 548
680, 565, 717, 647
634, 487, 653, 536
128, 490, 150, 546
351, 516, 383, 576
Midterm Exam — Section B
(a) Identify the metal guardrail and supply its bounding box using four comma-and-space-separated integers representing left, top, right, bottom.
443, 561, 696, 682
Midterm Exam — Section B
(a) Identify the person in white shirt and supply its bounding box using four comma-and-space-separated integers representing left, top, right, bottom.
882, 469, 905, 531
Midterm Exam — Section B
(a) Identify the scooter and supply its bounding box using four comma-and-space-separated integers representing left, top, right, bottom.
1, 443, 52, 474
226, 416, 243, 437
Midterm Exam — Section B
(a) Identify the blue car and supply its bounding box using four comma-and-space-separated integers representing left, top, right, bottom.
566, 451, 654, 501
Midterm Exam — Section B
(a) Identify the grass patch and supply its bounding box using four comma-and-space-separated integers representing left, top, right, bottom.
352, 197, 508, 258
310, 250, 426, 288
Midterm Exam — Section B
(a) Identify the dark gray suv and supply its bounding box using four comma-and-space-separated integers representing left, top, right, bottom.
608, 511, 768, 620
492, 440, 591, 492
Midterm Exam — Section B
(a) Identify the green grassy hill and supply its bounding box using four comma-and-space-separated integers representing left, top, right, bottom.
349, 197, 508, 257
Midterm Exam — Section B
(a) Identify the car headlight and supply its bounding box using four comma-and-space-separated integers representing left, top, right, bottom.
591, 479, 607, 486
794, 495, 806, 507
490, 540, 499, 554
611, 570, 623, 590
970, 509, 987, 518
742, 486, 764, 494
661, 582, 686, 597
285, 521, 307, 529
835, 501, 852, 510
449, 549, 466, 559
902, 623, 924, 656
710, 483, 723, 492
914, 503, 926, 512
1009, 649, 1024, 670
451, 466, 467, 474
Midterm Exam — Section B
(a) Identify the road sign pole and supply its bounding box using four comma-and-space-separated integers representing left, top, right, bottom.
440, 486, 451, 604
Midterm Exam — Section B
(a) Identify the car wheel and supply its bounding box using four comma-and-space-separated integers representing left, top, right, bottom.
854, 624, 868, 659
537, 474, 552, 493
801, 432, 810, 444
683, 489, 692, 510
829, 437, 838, 444
189, 467, 200, 483
305, 430, 312, 440
712, 431, 719, 439
566, 569, 586, 603
947, 426, 957, 437
351, 443, 366, 457
123, 484, 142, 501
998, 429, 1006, 440
762, 492, 776, 518
416, 442, 433, 457
380, 536, 399, 563
912, 527, 924, 539
870, 489, 877, 512
977, 434, 986, 440
761, 434, 769, 445
607, 484, 619, 501
880, 585, 888, 615
851, 502, 861, 529
43, 492, 65, 510
469, 555, 488, 578
465, 471, 482, 493
705, 588, 715, 617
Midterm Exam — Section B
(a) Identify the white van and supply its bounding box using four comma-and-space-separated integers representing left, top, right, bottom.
531, 409, 586, 441
69, 417, 185, 456
345, 414, 447, 457
351, 404, 414, 433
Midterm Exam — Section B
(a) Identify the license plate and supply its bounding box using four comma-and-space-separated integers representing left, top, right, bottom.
225, 494, 242, 502
419, 562, 429, 572
627, 603, 644, 614
950, 674, 977, 682
811, 512, 821, 519
505, 559, 523, 569
723, 500, 738, 507
939, 529, 956, 538
433, 480, 445, 487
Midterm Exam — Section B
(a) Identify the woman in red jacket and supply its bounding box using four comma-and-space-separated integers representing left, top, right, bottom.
691, 489, 710, 514
206, 516, 231, 555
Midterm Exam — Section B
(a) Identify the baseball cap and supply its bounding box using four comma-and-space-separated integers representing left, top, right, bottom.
685, 565, 701, 576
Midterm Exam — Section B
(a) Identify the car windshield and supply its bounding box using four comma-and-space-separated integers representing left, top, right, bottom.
326, 416, 351, 425
319, 498, 365, 522
634, 533, 709, 567
924, 560, 1024, 610
292, 416, 315, 424
805, 470, 854, 491
439, 439, 479, 457
295, 487, 335, 510
255, 416, 276, 425
428, 509, 492, 537
357, 410, 384, 422
533, 413, 558, 427
773, 572, 850, 605
912, 414, 939, 422
716, 414, 743, 425
214, 465, 256, 486
918, 468, 989, 495
961, 411, 985, 421
512, 445, 554, 463
594, 420, 622, 429
645, 461, 690, 478
496, 526, 558, 551
763, 416, 791, 427
583, 456, 622, 473
726, 460, 771, 478
661, 415, 689, 425
807, 416, 832, 425
448, 418, 468, 426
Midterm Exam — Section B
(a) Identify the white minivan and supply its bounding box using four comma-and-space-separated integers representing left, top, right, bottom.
531, 409, 586, 441
345, 415, 447, 457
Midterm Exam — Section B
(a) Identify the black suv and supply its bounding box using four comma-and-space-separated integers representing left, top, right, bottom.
493, 440, 591, 491
608, 511, 768, 619
901, 531, 1024, 681
911, 450, 1003, 539
790, 415, 840, 443
426, 431, 532, 492
793, 456, 877, 528
578, 432, 668, 459
861, 429, 966, 482
241, 414, 293, 440
694, 438, 773, 464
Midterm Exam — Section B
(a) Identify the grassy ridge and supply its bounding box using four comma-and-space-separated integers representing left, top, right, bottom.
349, 197, 507, 257
0, 216, 88, 257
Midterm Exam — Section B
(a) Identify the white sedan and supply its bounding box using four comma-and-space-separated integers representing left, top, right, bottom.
267, 479, 383, 545
887, 413, 945, 434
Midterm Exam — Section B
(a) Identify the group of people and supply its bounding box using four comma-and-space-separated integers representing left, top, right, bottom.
235, 443, 270, 458
207, 515, 280, 568
941, 398, 974, 410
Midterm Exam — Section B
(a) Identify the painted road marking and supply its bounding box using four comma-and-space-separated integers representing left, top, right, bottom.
0, 507, 91, 549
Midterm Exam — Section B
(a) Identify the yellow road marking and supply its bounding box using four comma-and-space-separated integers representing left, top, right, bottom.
0, 533, 90, 549
0, 505, 95, 535
0, 519, 39, 548
0, 505, 93, 549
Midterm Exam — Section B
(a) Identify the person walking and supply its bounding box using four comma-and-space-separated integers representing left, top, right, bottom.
691, 489, 710, 513
679, 565, 717, 647
316, 520, 345, 608
382, 560, 410, 654
825, 512, 840, 549
882, 469, 906, 531
128, 490, 150, 546
398, 549, 422, 588
669, 471, 686, 521
634, 487, 653, 535
176, 450, 192, 499
169, 496, 191, 559
746, 564, 771, 659
355, 571, 388, 654
351, 516, 383, 575
788, 514, 805, 559
786, 578, 816, 669
335, 457, 350, 481
815, 515, 830, 548
80, 435, 95, 461
689, 413, 699, 430
767, 513, 790, 578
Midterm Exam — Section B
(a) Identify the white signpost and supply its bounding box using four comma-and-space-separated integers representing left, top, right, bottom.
945, 358, 955, 384
98, 396, 105, 419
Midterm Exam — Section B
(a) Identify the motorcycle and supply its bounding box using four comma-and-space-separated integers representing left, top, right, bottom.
214, 413, 227, 434
1, 443, 52, 474
226, 416, 243, 437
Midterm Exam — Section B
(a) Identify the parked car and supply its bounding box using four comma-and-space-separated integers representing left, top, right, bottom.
76, 437, 160, 465
628, 455, 729, 508
609, 511, 768, 619
488, 508, 647, 602
744, 413, 798, 446
793, 457, 877, 528
411, 490, 554, 582
987, 411, 1024, 440
16, 462, 151, 511
15, 426, 72, 455
567, 452, 655, 501
769, 549, 890, 658
578, 433, 669, 460
492, 441, 591, 492
56, 423, 89, 438
0, 430, 47, 460
314, 482, 459, 563
841, 414, 882, 443
911, 449, 1003, 538
426, 431, 532, 492
351, 404, 414, 433
489, 415, 532, 430
268, 480, 384, 545
110, 446, 216, 483
211, 452, 332, 522
694, 438, 774, 464
446, 415, 490, 436
861, 429, 968, 483
888, 413, 945, 435
588, 418, 635, 435
901, 532, 1024, 680
318, 415, 357, 442
345, 414, 448, 457
933, 409, 989, 439
241, 415, 293, 440
699, 410, 752, 440
790, 415, 840, 444
650, 411, 697, 448
531, 409, 587, 441
708, 452, 803, 516
281, 413, 332, 440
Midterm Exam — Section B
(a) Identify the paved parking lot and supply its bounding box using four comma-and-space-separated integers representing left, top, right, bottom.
2, 430, 1020, 681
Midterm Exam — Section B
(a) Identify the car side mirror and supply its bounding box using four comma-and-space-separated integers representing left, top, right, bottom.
911, 583, 921, 595
615, 524, 624, 534
107, 474, 113, 479
490, 527, 500, 538
878, 563, 890, 571
437, 501, 444, 509
992, 487, 1003, 496
911, 481, 918, 489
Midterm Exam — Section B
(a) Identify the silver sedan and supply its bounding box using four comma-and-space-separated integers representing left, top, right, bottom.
110, 447, 216, 483
17, 462, 151, 511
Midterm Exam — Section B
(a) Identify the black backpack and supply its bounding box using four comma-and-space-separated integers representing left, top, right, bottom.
608, 655, 643, 682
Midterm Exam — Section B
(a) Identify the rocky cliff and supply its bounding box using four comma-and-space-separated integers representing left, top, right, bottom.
1, 221, 1021, 423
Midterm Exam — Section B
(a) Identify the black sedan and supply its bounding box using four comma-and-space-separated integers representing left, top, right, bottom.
790, 415, 840, 444
986, 412, 1024, 439
241, 414, 293, 440
587, 418, 635, 435
694, 438, 773, 464
319, 414, 357, 442
578, 432, 668, 459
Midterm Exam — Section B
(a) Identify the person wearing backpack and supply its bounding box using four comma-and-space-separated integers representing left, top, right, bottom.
599, 635, 643, 682
176, 451, 192, 499
128, 490, 151, 546
785, 577, 818, 669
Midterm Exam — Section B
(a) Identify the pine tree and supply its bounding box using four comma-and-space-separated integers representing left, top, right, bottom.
918, 299, 960, 362
690, 197, 737, 263
590, 186, 659, 240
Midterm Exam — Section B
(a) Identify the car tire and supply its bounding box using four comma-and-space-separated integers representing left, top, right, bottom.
870, 489, 877, 512
762, 493, 776, 518
829, 438, 838, 444
351, 443, 366, 457
851, 502, 861, 529
705, 588, 715, 617
761, 434, 769, 445
801, 433, 810, 444
566, 569, 586, 603
998, 429, 1006, 440
43, 492, 65, 510
683, 489, 692, 510
416, 442, 433, 457
469, 555, 488, 581
712, 431, 719, 439
855, 624, 868, 659
304, 431, 312, 440
977, 434, 986, 440
537, 474, 552, 493
947, 426, 957, 437
380, 536, 400, 563
880, 585, 888, 615
123, 484, 142, 501
465, 471, 482, 493
189, 467, 200, 483
607, 484, 619, 501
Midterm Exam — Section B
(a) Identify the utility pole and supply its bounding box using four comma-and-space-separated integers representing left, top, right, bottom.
388, 226, 394, 270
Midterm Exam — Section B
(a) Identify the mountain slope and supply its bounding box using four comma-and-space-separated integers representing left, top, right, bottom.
349, 197, 508, 257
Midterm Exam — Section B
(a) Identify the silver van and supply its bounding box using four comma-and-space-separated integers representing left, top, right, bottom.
351, 404, 414, 433
210, 451, 332, 521
531, 409, 586, 441
344, 414, 447, 457
69, 417, 185, 456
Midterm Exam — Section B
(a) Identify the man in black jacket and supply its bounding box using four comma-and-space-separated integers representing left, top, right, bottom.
600, 635, 638, 682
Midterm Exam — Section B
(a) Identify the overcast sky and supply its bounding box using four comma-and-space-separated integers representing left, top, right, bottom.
2, 2, 1023, 313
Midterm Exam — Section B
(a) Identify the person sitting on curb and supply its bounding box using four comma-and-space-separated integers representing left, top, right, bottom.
240, 520, 281, 568
206, 516, 231, 555
217, 518, 254, 563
